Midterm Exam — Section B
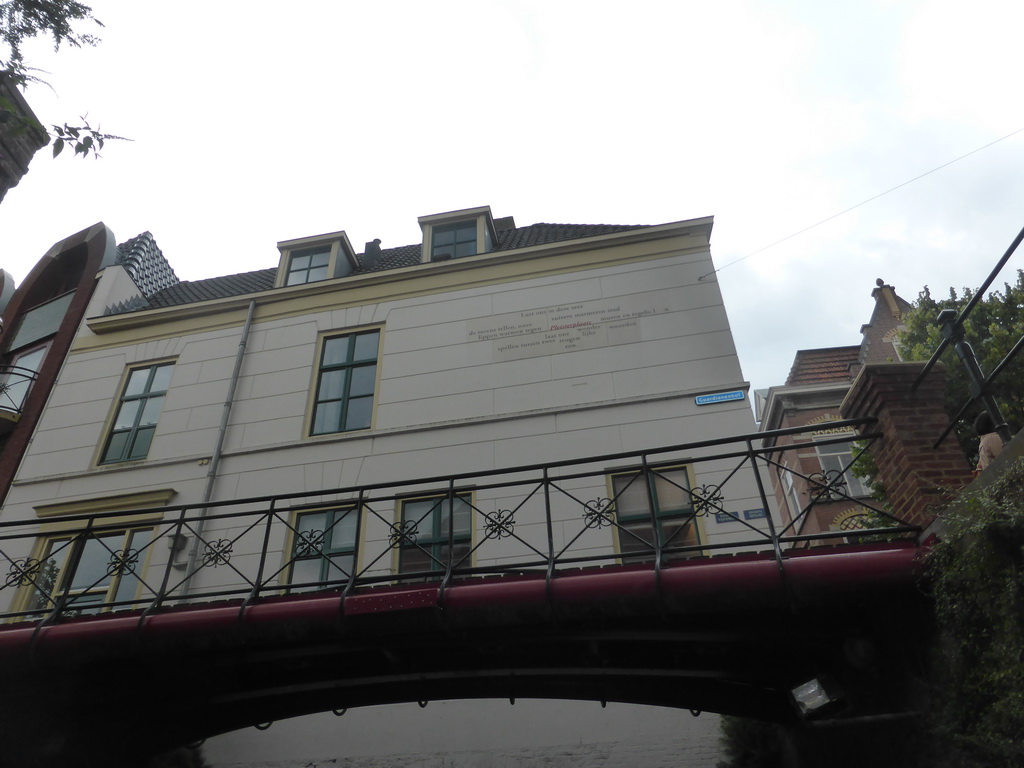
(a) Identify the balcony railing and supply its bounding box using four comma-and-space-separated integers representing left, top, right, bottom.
0, 419, 917, 624
0, 364, 39, 417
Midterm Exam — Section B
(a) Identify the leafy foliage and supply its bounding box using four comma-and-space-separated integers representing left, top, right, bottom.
1, 0, 101, 75
0, 0, 124, 159
50, 116, 125, 158
926, 458, 1024, 767
896, 271, 1024, 456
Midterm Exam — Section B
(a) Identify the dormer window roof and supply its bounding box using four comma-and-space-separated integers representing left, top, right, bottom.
418, 206, 498, 263
275, 230, 358, 288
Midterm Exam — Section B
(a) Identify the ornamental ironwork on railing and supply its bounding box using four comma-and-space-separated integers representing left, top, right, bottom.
0, 364, 40, 416
0, 419, 916, 625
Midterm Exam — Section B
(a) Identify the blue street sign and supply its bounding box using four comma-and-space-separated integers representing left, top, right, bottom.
695, 390, 745, 406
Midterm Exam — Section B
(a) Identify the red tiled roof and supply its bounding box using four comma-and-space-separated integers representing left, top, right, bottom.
785, 346, 860, 386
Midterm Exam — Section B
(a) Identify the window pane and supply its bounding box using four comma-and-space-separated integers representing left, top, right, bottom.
150, 364, 174, 393
328, 509, 358, 549
103, 431, 129, 462
291, 557, 323, 586
308, 265, 328, 282
322, 337, 351, 367
318, 369, 347, 401
113, 400, 141, 430
139, 395, 165, 426
661, 518, 693, 546
433, 229, 455, 247
404, 499, 437, 529
399, 547, 433, 574
443, 497, 472, 536
128, 426, 155, 460
290, 253, 311, 271
454, 242, 476, 258
113, 529, 151, 603
70, 535, 119, 591
324, 553, 354, 581
621, 521, 656, 552
124, 368, 152, 397
312, 400, 342, 434
7, 291, 74, 350
654, 470, 690, 512
441, 542, 472, 569
613, 474, 650, 518
352, 332, 379, 361
349, 365, 376, 397
344, 396, 372, 430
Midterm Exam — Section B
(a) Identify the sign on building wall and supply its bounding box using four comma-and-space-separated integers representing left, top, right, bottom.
695, 390, 745, 406
468, 293, 673, 362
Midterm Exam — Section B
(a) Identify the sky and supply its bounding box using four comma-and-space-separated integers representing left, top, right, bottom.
2, 0, 1023, 401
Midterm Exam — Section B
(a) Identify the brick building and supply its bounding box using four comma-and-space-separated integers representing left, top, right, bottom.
756, 280, 912, 539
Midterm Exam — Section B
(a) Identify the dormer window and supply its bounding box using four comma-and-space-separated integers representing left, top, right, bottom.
275, 231, 358, 288
431, 221, 478, 261
285, 246, 331, 286
418, 206, 499, 264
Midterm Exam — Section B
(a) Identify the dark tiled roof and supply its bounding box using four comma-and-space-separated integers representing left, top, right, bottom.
114, 221, 650, 314
785, 346, 860, 386
497, 223, 645, 250
116, 231, 179, 297
145, 269, 277, 309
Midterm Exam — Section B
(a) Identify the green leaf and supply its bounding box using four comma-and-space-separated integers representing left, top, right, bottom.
52, 137, 64, 157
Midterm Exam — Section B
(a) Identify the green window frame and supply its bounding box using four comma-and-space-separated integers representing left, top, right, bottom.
311, 329, 380, 435
397, 493, 472, 575
26, 527, 153, 616
289, 507, 358, 589
286, 245, 331, 286
611, 466, 697, 559
101, 362, 174, 464
431, 221, 477, 260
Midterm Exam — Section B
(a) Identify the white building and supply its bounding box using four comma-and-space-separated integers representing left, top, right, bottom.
0, 207, 772, 767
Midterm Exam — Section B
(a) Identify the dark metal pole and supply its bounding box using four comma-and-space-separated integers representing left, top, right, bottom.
937, 309, 1012, 443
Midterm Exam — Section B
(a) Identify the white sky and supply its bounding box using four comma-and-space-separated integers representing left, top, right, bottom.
2, 0, 1023, 399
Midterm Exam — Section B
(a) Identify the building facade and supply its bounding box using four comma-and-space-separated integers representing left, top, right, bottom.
0, 73, 48, 204
756, 280, 912, 540
0, 207, 772, 766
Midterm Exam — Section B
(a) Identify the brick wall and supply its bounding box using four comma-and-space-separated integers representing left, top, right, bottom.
840, 362, 973, 527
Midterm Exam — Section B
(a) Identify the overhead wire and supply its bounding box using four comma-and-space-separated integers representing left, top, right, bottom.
698, 126, 1024, 281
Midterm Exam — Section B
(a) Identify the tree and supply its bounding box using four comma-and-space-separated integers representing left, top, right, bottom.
0, 0, 122, 158
896, 270, 1024, 458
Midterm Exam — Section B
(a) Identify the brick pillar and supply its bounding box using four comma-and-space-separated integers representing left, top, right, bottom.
840, 361, 973, 527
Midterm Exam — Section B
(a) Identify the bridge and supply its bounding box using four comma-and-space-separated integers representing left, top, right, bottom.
0, 421, 931, 767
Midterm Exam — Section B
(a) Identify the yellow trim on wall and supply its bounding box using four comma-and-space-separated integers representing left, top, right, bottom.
34, 488, 177, 519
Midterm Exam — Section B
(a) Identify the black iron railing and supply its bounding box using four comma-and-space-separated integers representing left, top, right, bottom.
0, 420, 916, 624
914, 223, 1024, 447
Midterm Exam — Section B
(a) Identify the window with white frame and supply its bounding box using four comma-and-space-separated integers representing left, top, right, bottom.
24, 527, 153, 616
780, 463, 803, 524
311, 330, 380, 435
397, 493, 472, 575
815, 442, 870, 500
611, 466, 698, 559
100, 362, 174, 464
289, 507, 358, 588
